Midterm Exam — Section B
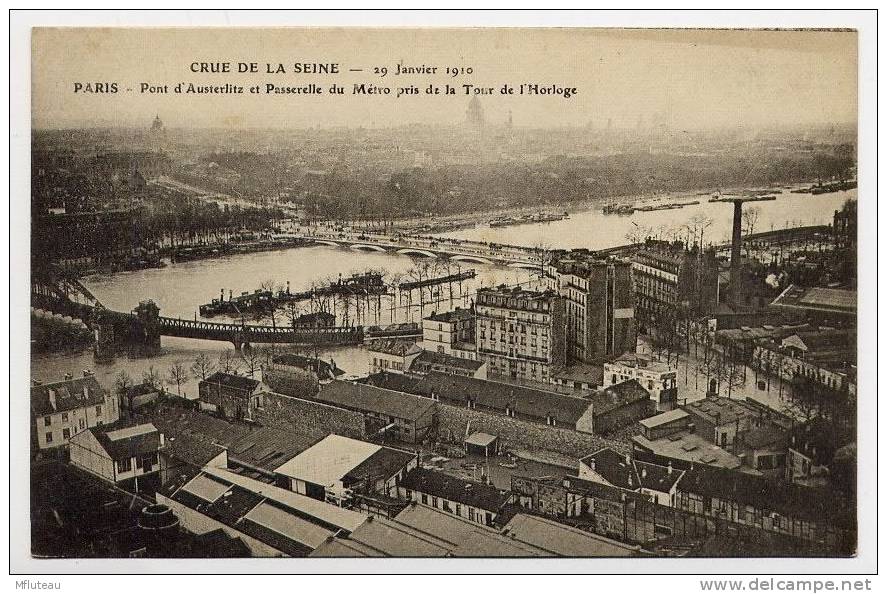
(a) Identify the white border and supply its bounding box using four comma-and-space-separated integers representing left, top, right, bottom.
6, 8, 880, 579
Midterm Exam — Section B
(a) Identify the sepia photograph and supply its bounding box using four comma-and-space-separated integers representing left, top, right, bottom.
9, 9, 879, 580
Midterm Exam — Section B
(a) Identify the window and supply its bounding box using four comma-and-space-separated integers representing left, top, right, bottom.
431, 496, 439, 508
79, 418, 85, 430
455, 504, 461, 516
421, 493, 428, 505
62, 412, 69, 423
62, 428, 70, 440
95, 405, 103, 416
43, 417, 51, 427
117, 458, 132, 473
45, 432, 53, 444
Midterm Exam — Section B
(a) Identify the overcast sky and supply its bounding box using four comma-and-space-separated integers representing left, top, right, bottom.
32, 27, 857, 130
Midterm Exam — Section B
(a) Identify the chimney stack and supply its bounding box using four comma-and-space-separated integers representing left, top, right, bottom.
48, 389, 57, 411
667, 461, 673, 475
138, 504, 180, 557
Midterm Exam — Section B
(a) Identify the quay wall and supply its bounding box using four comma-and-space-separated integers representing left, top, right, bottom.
255, 390, 366, 441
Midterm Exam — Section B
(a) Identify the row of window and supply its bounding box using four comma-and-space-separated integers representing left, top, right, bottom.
43, 405, 103, 427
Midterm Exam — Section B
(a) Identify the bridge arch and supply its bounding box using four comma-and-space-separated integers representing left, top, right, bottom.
350, 244, 388, 253
450, 255, 493, 265
313, 240, 340, 247
396, 248, 438, 259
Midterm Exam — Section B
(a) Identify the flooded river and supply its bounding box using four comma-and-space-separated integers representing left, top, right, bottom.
437, 187, 855, 249
31, 186, 856, 395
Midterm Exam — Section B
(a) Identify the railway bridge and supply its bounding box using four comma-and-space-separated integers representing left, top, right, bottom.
32, 288, 363, 361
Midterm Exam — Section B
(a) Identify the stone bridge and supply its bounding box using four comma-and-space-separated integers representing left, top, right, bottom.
305, 233, 542, 269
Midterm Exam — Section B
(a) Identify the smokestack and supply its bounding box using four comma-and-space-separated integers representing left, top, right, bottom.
730, 200, 743, 306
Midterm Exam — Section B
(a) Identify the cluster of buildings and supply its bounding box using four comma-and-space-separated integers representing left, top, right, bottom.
29, 200, 858, 558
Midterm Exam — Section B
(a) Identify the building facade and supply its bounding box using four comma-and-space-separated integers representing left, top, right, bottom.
631, 241, 719, 335
69, 423, 164, 492
421, 307, 477, 360
475, 285, 566, 383
31, 375, 120, 450
603, 355, 678, 411
545, 256, 635, 363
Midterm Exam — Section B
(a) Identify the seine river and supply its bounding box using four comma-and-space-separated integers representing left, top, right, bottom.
30, 186, 855, 397
437, 187, 854, 249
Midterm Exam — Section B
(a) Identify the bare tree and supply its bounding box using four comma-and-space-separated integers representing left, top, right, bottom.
114, 370, 134, 416
242, 345, 262, 378
742, 207, 761, 255
141, 365, 163, 392
167, 360, 188, 397
284, 301, 301, 329
219, 349, 241, 374
191, 352, 216, 381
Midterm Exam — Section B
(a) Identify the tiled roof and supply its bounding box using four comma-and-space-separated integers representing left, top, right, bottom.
366, 338, 422, 357
201, 372, 261, 393
344, 447, 416, 485
635, 461, 684, 493
410, 350, 485, 374
677, 464, 853, 526
400, 468, 511, 513
366, 372, 593, 427
591, 379, 650, 416
227, 426, 322, 472
581, 448, 639, 490
31, 376, 107, 417
314, 380, 435, 422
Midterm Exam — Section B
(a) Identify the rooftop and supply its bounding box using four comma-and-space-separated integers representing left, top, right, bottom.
632, 433, 742, 470
201, 372, 261, 393
771, 284, 857, 315
364, 372, 593, 427
465, 432, 498, 448
502, 513, 639, 557
400, 467, 512, 513
581, 448, 639, 490
366, 338, 422, 357
31, 375, 107, 417
314, 380, 436, 422
91, 423, 162, 460
639, 409, 690, 430
424, 308, 474, 324
591, 379, 650, 416
552, 363, 604, 386
683, 397, 762, 427
409, 349, 485, 374
273, 434, 381, 487
271, 354, 345, 380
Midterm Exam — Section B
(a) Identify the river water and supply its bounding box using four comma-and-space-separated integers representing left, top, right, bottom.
437, 187, 855, 249
31, 186, 856, 396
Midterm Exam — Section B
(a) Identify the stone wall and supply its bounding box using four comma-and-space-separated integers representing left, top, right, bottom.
436, 401, 630, 461
255, 391, 365, 441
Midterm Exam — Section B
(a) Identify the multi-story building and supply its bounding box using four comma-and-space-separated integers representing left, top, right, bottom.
833, 199, 857, 251
197, 372, 267, 421
544, 255, 635, 363
630, 240, 719, 335
475, 285, 566, 383
31, 375, 120, 450
603, 354, 678, 411
421, 307, 477, 360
